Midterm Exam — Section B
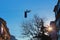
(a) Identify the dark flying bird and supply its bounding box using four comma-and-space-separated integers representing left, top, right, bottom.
24, 9, 31, 18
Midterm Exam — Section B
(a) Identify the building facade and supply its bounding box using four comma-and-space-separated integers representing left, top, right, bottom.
0, 18, 10, 40
54, 0, 60, 40
50, 21, 57, 40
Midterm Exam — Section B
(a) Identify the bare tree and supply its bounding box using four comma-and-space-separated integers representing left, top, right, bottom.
21, 15, 45, 40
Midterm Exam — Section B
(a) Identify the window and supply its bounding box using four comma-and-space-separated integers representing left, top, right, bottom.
56, 18, 60, 27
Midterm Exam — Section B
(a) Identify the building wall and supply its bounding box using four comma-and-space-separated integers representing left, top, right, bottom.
54, 0, 60, 40
50, 21, 57, 40
1, 24, 10, 40
0, 18, 10, 40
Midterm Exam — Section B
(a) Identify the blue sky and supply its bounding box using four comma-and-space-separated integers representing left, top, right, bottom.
0, 0, 57, 40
